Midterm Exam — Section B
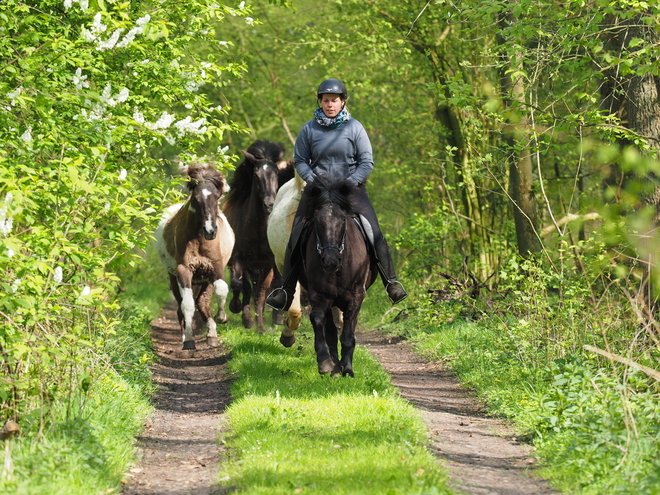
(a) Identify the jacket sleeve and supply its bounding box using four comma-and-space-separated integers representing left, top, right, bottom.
349, 123, 374, 185
294, 125, 317, 183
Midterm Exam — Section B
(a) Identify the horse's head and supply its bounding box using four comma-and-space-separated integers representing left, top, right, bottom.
307, 176, 355, 273
186, 164, 227, 240
242, 149, 281, 214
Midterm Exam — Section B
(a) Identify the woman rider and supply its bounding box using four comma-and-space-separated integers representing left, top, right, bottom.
265, 78, 408, 311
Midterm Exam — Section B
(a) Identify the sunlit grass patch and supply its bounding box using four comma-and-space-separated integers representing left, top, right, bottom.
219, 326, 450, 494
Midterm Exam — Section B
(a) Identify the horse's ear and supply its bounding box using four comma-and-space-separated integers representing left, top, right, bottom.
178, 164, 190, 177
242, 150, 256, 163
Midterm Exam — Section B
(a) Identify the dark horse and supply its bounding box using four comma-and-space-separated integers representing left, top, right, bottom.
155, 163, 234, 350
299, 177, 378, 377
223, 140, 293, 333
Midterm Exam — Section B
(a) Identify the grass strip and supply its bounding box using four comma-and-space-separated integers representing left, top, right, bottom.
218, 325, 451, 495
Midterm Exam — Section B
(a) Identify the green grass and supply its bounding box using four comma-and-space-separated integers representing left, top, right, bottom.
218, 319, 451, 495
374, 292, 660, 495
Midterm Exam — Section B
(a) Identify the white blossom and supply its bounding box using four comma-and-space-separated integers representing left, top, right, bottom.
7, 86, 22, 104
96, 28, 123, 51
118, 169, 127, 181
11, 278, 21, 293
174, 116, 207, 135
5, 192, 13, 204
218, 41, 228, 46
80, 286, 91, 297
116, 87, 129, 103
6, 248, 14, 258
73, 68, 89, 90
53, 266, 63, 284
91, 12, 107, 34
149, 112, 176, 130
239, 1, 246, 9
136, 14, 151, 26
245, 17, 254, 25
133, 111, 145, 124
165, 134, 176, 146
20, 128, 32, 143
64, 0, 74, 9
79, 0, 88, 11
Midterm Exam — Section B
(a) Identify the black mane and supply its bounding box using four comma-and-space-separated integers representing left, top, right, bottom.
304, 176, 358, 219
225, 139, 285, 211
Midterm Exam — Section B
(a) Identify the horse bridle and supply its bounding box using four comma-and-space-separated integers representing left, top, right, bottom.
315, 217, 346, 256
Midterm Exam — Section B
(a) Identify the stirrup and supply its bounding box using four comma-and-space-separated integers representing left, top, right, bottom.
266, 287, 292, 311
386, 280, 408, 304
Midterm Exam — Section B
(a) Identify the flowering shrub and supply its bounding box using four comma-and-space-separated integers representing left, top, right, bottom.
0, 0, 249, 424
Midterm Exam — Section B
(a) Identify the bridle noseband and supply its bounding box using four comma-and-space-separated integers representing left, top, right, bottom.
315, 218, 346, 256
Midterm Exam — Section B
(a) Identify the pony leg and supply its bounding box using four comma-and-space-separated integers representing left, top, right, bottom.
196, 283, 219, 348
229, 259, 243, 314
324, 308, 340, 376
254, 268, 274, 334
309, 304, 341, 375
213, 278, 230, 325
280, 283, 302, 348
241, 274, 254, 329
339, 308, 360, 377
177, 279, 196, 350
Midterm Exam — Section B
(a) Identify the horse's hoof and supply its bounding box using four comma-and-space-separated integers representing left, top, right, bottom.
317, 358, 336, 375
342, 368, 355, 378
215, 315, 229, 324
207, 336, 219, 347
242, 317, 254, 329
279, 334, 296, 348
229, 298, 241, 314
182, 340, 196, 350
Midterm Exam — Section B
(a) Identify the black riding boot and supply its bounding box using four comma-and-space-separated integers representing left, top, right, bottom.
266, 221, 305, 311
374, 239, 408, 304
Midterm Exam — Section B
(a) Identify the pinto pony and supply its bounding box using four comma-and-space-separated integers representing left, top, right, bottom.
223, 140, 292, 333
155, 163, 234, 350
300, 177, 378, 377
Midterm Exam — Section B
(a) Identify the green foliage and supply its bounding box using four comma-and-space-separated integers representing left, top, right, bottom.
219, 326, 450, 494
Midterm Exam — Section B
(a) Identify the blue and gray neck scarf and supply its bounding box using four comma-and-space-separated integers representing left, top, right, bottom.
314, 106, 351, 128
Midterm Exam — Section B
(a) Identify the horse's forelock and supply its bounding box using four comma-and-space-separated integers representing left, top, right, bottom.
305, 178, 356, 218
247, 139, 285, 163
186, 165, 225, 193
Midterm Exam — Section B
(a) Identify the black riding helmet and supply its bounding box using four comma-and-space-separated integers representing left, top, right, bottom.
316, 78, 348, 100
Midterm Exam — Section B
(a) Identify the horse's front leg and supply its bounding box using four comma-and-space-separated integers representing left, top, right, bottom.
338, 302, 363, 377
241, 272, 254, 329
213, 276, 230, 325
323, 308, 341, 377
175, 267, 196, 350
253, 268, 274, 334
309, 303, 341, 375
228, 258, 243, 314
280, 283, 302, 348
196, 282, 220, 347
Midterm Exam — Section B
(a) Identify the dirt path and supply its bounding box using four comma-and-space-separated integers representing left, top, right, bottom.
358, 331, 557, 495
123, 304, 556, 495
122, 303, 231, 495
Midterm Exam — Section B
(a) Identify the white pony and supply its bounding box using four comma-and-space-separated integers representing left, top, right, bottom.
267, 171, 306, 346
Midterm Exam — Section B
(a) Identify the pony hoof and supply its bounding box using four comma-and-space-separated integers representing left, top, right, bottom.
229, 299, 241, 314
279, 334, 296, 348
242, 316, 254, 329
207, 336, 219, 347
317, 358, 336, 375
182, 341, 196, 350
342, 368, 355, 378
215, 316, 229, 325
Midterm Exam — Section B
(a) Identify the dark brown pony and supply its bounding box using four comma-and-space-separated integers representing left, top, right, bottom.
299, 177, 378, 376
223, 140, 292, 333
155, 164, 234, 350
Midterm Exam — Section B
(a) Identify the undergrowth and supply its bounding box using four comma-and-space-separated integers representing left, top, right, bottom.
374, 257, 660, 495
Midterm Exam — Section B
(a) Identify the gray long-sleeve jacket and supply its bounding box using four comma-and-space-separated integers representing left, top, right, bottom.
294, 118, 374, 186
